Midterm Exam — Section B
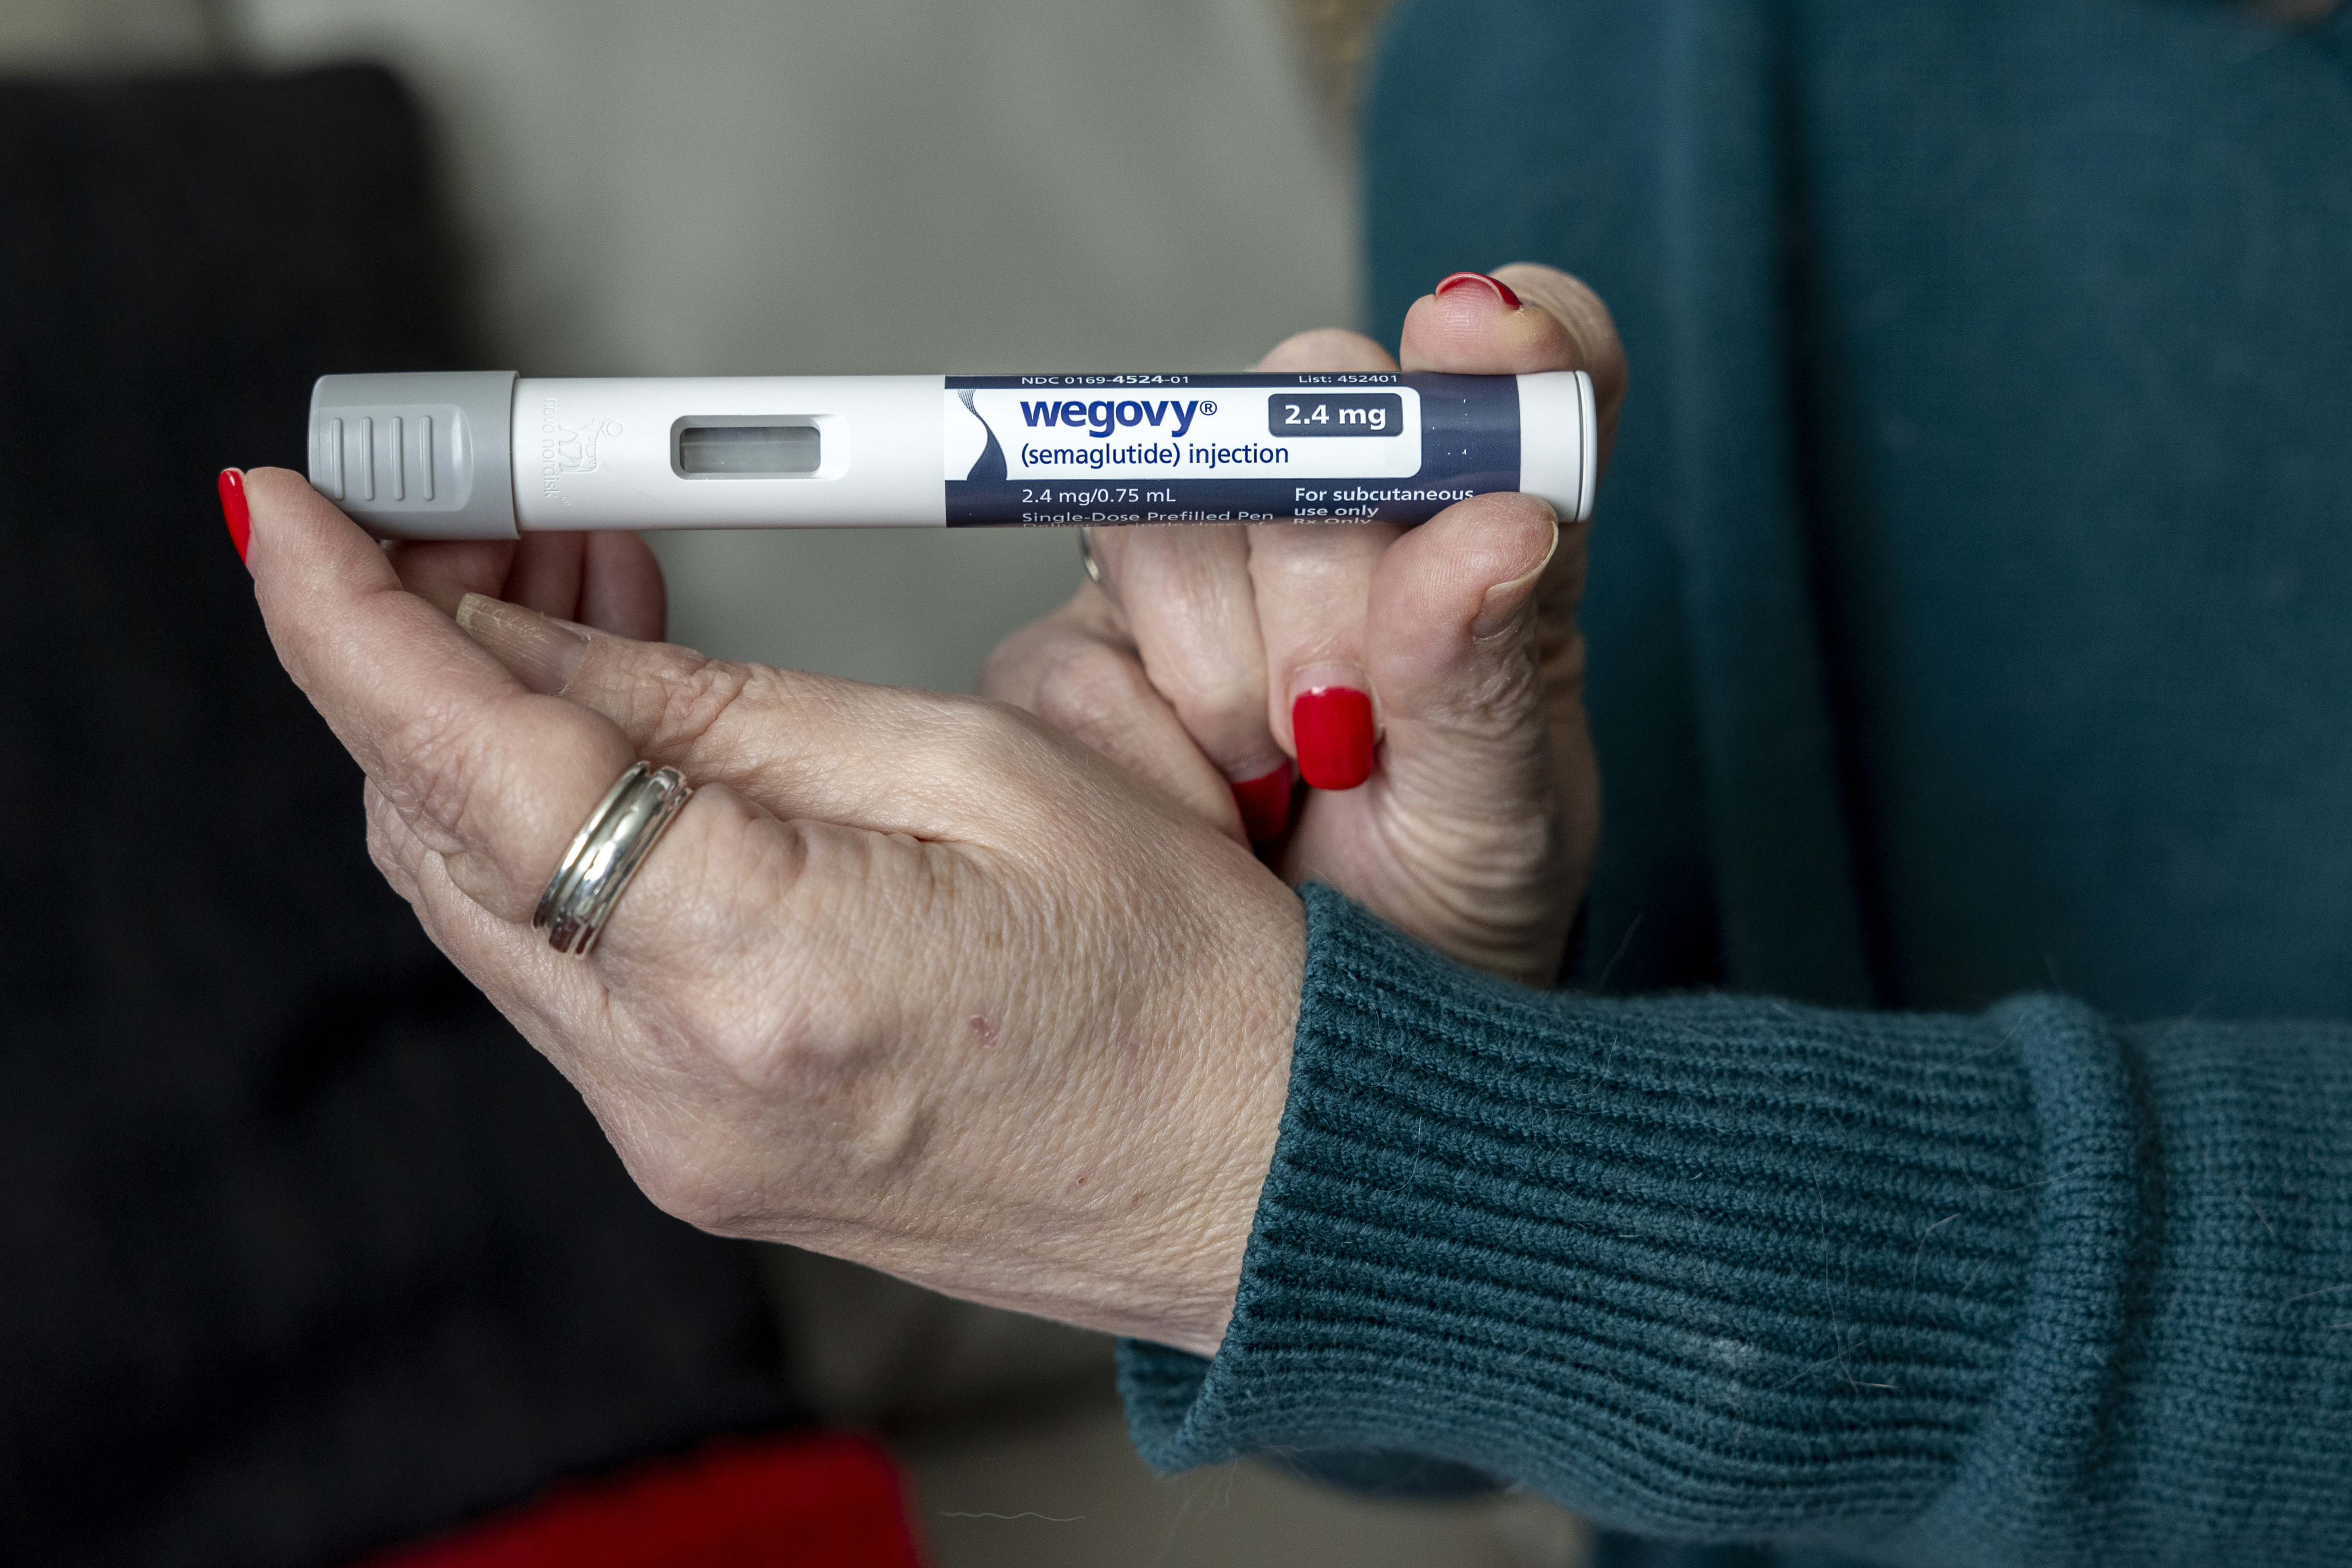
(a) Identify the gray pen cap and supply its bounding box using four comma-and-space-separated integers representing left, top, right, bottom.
307, 371, 518, 539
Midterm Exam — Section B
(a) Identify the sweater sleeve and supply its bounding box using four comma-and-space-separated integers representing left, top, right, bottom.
1118, 886, 2352, 1565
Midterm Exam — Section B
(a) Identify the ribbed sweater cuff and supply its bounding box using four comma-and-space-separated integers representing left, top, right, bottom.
1120, 886, 2040, 1538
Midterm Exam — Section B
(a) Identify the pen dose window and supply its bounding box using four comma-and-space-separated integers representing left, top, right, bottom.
675, 421, 822, 477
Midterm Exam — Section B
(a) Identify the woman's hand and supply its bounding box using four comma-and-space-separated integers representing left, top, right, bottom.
384, 525, 669, 641
243, 469, 1301, 1356
981, 265, 1625, 986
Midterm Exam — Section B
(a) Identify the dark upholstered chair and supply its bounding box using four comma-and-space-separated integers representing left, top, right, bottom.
0, 65, 807, 1568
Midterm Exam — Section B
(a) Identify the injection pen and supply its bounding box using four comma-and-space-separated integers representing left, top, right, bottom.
306, 369, 1596, 539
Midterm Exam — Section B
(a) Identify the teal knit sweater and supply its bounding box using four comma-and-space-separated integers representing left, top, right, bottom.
1116, 3, 2352, 1564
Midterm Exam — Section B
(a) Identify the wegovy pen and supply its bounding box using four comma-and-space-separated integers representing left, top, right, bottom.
306, 369, 1596, 539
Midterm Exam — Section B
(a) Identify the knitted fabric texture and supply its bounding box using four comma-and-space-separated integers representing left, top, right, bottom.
1121, 889, 2352, 1562
1120, 1, 2352, 1562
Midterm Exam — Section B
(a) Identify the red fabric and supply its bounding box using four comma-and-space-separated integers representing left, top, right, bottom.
355, 1431, 925, 1568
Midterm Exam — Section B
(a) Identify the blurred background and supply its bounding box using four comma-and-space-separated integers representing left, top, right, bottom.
14, 0, 1367, 692
0, 1, 1586, 1563
240, 0, 1365, 691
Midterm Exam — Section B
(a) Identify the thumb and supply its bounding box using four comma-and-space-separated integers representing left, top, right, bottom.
1359, 491, 1585, 973
1368, 488, 1563, 764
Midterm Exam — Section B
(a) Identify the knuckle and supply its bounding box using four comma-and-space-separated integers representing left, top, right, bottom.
942, 696, 1055, 784
1024, 621, 1264, 760
595, 825, 965, 1240
362, 786, 422, 894
979, 630, 1046, 705
1149, 663, 1262, 751
977, 603, 1100, 706
641, 653, 758, 758
1444, 639, 1551, 741
1030, 640, 1151, 735
622, 1138, 756, 1235
619, 814, 863, 1097
378, 698, 493, 854
364, 823, 413, 898
675, 978, 816, 1101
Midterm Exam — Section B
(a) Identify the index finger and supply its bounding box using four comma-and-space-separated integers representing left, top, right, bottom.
243, 466, 637, 923
1399, 264, 1626, 457
1082, 327, 1405, 826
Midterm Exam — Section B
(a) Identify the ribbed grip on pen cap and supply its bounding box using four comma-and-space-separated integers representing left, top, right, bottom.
307, 371, 518, 539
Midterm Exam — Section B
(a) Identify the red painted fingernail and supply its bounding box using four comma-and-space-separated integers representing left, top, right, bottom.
218, 468, 251, 566
1435, 271, 1521, 311
1291, 688, 1376, 791
1231, 760, 1296, 842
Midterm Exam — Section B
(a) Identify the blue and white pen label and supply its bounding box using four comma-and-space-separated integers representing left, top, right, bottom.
942, 373, 1519, 526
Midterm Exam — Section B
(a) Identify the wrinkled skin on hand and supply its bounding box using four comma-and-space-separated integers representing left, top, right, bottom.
245, 470, 1300, 1356
983, 265, 1624, 984
239, 262, 1621, 1357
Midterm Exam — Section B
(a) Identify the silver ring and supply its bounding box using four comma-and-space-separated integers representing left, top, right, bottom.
1077, 526, 1103, 585
533, 761, 694, 957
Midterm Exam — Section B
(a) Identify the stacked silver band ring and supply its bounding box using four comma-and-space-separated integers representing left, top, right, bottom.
533, 761, 694, 957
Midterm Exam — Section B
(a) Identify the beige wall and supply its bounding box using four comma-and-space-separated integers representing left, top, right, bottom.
0, 0, 221, 66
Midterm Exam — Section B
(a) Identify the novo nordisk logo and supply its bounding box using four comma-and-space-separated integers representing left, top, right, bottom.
1021, 397, 1206, 440
541, 400, 622, 479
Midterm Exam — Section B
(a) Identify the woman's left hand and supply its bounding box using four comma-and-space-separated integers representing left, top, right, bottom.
243, 468, 1303, 1357
982, 265, 1624, 987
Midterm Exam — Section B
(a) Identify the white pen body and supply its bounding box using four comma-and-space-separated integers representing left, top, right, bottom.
514, 375, 945, 531
307, 369, 1596, 539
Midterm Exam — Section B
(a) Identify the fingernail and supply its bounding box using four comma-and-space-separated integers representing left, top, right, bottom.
1470, 515, 1561, 639
455, 592, 587, 694
1435, 271, 1522, 311
1291, 687, 1376, 791
218, 469, 251, 567
1230, 760, 1295, 841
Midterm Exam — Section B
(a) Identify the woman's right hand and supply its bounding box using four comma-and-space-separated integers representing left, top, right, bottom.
981, 265, 1625, 985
